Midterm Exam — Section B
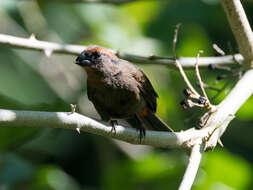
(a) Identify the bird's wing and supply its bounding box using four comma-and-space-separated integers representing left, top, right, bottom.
132, 69, 158, 112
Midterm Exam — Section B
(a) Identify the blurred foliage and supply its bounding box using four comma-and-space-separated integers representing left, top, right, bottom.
198, 150, 252, 190
0, 0, 253, 189
102, 152, 186, 190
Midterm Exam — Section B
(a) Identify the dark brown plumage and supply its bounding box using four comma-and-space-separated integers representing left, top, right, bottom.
76, 46, 173, 139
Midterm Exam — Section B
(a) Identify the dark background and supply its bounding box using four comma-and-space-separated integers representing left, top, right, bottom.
0, 0, 253, 189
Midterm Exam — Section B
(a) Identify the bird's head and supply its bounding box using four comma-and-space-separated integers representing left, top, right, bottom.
75, 46, 117, 69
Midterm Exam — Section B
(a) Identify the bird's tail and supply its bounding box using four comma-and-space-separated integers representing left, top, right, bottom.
139, 110, 174, 132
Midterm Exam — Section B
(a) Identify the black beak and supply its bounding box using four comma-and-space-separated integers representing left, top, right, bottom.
75, 53, 92, 67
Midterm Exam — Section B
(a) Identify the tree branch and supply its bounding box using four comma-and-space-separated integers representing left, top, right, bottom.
179, 144, 203, 190
0, 108, 210, 149
0, 106, 241, 151
221, 0, 253, 66
0, 33, 242, 68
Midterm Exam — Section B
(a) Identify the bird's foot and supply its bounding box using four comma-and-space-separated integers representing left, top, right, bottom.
138, 128, 146, 143
110, 120, 118, 135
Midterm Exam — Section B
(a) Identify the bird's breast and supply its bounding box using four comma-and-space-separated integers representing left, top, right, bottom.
87, 73, 146, 118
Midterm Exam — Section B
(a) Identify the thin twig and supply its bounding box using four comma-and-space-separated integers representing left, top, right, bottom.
195, 50, 211, 106
208, 64, 232, 71
197, 82, 221, 92
211, 80, 231, 101
213, 44, 225, 56
171, 24, 208, 110
175, 60, 200, 97
171, 24, 200, 97
172, 23, 181, 59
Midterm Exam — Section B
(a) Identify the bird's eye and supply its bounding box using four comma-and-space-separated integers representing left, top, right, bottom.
84, 52, 89, 57
92, 51, 100, 59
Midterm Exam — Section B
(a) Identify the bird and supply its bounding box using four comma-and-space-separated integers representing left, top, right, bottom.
75, 46, 173, 140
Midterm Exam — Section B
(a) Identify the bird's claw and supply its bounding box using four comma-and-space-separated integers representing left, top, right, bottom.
110, 120, 118, 135
138, 128, 146, 143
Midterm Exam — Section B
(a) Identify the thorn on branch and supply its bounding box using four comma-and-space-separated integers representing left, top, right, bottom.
70, 104, 77, 113
44, 49, 53, 57
29, 33, 37, 41
76, 127, 81, 134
